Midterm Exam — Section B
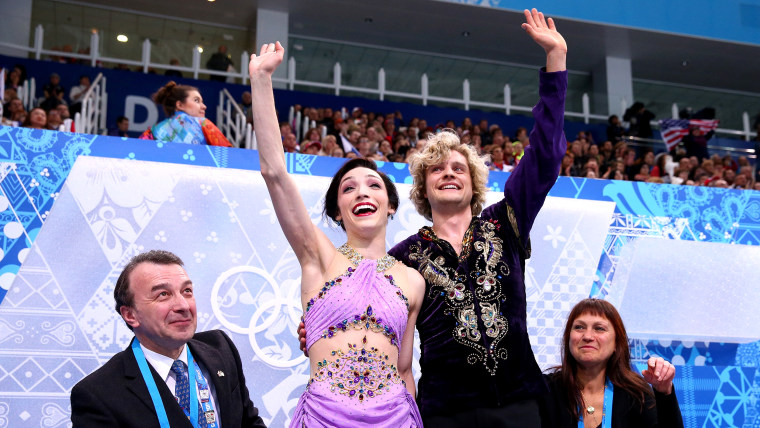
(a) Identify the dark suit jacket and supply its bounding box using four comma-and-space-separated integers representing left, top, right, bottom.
71, 330, 266, 428
542, 373, 684, 428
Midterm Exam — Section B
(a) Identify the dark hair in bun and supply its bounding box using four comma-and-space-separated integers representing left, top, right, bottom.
153, 81, 199, 117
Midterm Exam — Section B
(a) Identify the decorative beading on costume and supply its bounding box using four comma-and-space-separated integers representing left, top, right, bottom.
337, 243, 397, 273
335, 243, 409, 310
310, 337, 403, 403
410, 218, 510, 376
319, 305, 400, 347
305, 267, 355, 313
302, 243, 411, 354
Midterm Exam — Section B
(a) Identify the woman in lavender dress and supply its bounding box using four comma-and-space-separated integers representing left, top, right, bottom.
249, 42, 425, 427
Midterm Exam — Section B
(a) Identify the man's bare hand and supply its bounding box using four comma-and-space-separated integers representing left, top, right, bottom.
297, 321, 308, 357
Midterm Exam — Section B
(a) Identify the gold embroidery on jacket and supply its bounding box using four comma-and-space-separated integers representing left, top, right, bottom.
410, 219, 510, 375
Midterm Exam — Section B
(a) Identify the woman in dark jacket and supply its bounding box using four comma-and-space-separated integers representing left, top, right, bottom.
542, 299, 683, 428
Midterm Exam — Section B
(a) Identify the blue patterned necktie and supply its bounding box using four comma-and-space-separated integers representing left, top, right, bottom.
170, 360, 207, 428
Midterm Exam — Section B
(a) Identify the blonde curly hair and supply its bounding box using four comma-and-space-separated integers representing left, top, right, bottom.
408, 129, 490, 221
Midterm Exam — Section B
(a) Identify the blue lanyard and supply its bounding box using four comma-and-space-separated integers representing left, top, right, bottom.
187, 346, 199, 428
131, 338, 171, 428
187, 356, 219, 428
578, 377, 614, 428
131, 339, 217, 428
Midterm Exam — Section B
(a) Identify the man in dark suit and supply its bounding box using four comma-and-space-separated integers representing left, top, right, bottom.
70, 250, 266, 427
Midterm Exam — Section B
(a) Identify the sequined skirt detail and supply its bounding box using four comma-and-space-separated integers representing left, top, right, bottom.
311, 339, 403, 402
289, 340, 422, 427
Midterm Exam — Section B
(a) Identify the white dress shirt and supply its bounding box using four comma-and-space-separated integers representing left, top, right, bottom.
141, 343, 221, 426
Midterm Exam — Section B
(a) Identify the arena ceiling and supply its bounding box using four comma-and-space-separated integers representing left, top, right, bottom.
68, 0, 760, 94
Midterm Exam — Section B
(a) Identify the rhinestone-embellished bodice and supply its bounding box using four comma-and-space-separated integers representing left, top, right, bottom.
303, 246, 409, 351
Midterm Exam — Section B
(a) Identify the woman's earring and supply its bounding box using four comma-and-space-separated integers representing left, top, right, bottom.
337, 220, 343, 227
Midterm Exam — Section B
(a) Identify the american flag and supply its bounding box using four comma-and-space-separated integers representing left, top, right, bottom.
659, 119, 719, 151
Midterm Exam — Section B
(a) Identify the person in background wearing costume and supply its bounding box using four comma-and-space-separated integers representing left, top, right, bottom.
250, 41, 425, 427
140, 81, 233, 147
542, 298, 683, 427
70, 250, 266, 428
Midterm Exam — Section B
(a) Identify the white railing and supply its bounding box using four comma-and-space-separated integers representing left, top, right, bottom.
0, 24, 646, 128
0, 70, 35, 115
18, 78, 37, 112
1, 25, 250, 84
18, 25, 252, 84
278, 56, 758, 142
74, 73, 107, 134
216, 88, 253, 149
2, 24, 757, 146
287, 106, 317, 144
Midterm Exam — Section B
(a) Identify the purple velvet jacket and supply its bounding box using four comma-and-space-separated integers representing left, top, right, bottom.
389, 69, 568, 418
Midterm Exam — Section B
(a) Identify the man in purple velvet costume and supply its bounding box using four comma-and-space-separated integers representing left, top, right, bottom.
386, 9, 568, 427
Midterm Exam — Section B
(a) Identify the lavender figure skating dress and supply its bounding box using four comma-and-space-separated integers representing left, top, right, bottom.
289, 244, 422, 427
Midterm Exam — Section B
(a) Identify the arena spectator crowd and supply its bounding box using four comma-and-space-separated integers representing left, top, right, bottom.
270, 103, 760, 191
2, 63, 74, 131
2, 58, 758, 190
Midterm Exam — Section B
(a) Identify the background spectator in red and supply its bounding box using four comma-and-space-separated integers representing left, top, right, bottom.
488, 146, 511, 172
300, 140, 321, 155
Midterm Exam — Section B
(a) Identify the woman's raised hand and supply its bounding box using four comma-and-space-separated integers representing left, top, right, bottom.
249, 41, 285, 78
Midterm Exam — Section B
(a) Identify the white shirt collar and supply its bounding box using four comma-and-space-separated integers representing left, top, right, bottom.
141, 343, 187, 382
